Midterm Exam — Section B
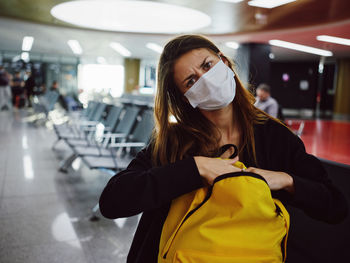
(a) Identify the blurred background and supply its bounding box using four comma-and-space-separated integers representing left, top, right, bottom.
0, 1, 349, 263
0, 0, 349, 120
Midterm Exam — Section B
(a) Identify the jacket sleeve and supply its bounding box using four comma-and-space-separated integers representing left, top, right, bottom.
274, 123, 348, 224
99, 146, 203, 219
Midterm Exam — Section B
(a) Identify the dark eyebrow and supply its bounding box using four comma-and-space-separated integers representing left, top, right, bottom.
199, 56, 209, 69
182, 56, 209, 84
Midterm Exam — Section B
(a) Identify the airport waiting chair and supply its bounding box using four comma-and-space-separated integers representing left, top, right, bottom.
88, 108, 154, 222
286, 119, 305, 137
60, 100, 98, 126
81, 108, 154, 171
52, 102, 107, 150
76, 100, 99, 120
58, 105, 139, 172
54, 102, 109, 172
120, 93, 155, 110
63, 103, 121, 148
32, 91, 60, 119
71, 105, 140, 153
64, 95, 82, 112
109, 108, 154, 156
52, 101, 99, 140
68, 101, 108, 132
53, 100, 98, 130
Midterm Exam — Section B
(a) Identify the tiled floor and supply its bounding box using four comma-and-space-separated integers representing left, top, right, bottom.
0, 109, 139, 263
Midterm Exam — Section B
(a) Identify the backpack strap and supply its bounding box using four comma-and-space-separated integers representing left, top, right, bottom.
216, 144, 238, 159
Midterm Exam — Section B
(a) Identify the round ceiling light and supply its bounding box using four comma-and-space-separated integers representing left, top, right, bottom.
51, 0, 211, 34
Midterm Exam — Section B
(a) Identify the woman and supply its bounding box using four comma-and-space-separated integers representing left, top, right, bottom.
99, 35, 347, 262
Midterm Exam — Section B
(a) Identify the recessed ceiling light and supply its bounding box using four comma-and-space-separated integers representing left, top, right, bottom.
22, 36, 34, 51
316, 35, 350, 46
67, 40, 83, 55
225, 42, 239, 49
146, 43, 163, 54
110, 42, 132, 57
248, 0, 297, 9
51, 0, 211, 34
21, 52, 30, 62
269, 40, 333, 56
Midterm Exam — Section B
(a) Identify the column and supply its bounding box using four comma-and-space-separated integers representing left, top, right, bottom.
333, 59, 350, 120
124, 58, 140, 93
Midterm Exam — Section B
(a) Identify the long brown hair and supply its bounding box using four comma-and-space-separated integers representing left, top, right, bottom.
152, 35, 270, 166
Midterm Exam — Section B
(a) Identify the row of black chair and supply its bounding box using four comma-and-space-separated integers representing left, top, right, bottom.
52, 94, 154, 173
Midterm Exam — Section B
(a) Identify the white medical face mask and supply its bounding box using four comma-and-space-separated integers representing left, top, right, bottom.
184, 60, 236, 111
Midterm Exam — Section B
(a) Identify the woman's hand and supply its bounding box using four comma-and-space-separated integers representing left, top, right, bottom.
245, 167, 295, 193
194, 156, 240, 185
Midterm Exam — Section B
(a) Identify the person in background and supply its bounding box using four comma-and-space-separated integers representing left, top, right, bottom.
0, 65, 12, 111
50, 80, 59, 91
254, 83, 279, 118
24, 70, 36, 107
36, 83, 46, 95
99, 35, 347, 263
11, 71, 25, 108
50, 80, 68, 110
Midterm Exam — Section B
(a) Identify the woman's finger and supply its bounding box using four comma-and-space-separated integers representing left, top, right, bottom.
222, 156, 239, 164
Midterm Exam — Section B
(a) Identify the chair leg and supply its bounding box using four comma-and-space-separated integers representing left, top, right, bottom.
52, 138, 61, 151
89, 203, 100, 221
297, 121, 305, 137
59, 153, 78, 173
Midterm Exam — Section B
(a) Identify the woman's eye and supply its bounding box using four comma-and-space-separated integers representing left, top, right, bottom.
186, 78, 196, 88
203, 61, 212, 71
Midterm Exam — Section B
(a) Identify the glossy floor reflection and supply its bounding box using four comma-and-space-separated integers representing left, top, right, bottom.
287, 119, 350, 166
0, 109, 139, 263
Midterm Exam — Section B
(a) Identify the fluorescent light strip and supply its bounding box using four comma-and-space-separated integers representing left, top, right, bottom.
67, 40, 83, 55
316, 35, 350, 46
225, 42, 239, 49
248, 0, 297, 9
269, 40, 333, 57
218, 0, 244, 3
110, 42, 132, 57
146, 43, 163, 54
22, 36, 34, 51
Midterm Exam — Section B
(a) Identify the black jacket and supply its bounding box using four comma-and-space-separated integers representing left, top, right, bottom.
99, 119, 348, 263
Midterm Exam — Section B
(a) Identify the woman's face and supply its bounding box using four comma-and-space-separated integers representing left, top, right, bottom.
173, 48, 221, 94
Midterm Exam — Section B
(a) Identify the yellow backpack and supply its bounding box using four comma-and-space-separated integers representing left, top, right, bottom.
158, 157, 290, 263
